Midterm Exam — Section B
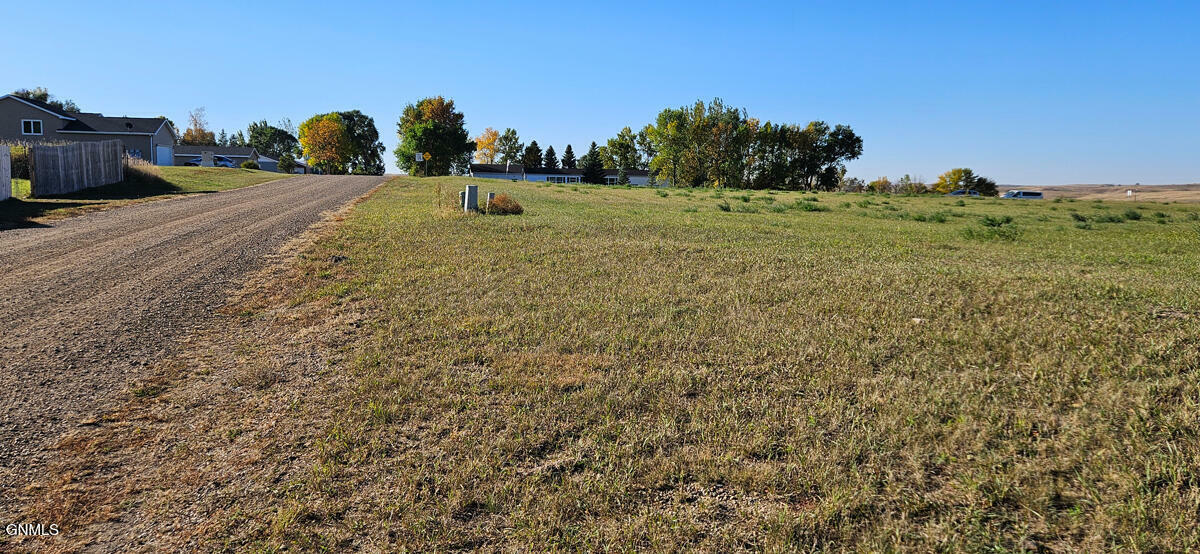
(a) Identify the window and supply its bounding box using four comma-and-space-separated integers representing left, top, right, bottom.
21, 119, 43, 135
605, 176, 620, 185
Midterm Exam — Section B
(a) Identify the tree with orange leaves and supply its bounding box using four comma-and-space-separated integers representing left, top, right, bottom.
298, 113, 351, 174
474, 127, 499, 164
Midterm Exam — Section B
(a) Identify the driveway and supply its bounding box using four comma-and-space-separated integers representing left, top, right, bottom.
0, 174, 385, 500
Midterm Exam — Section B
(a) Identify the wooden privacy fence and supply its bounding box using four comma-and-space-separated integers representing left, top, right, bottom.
0, 146, 10, 201
29, 140, 124, 196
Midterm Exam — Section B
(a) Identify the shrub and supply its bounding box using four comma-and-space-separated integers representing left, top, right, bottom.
1075, 221, 1094, 230
1188, 212, 1200, 221
717, 201, 732, 212
793, 201, 830, 212
485, 193, 523, 215
656, 190, 668, 197
1122, 208, 1142, 221
963, 224, 1021, 241
980, 215, 1014, 227
1070, 212, 1088, 222
241, 160, 260, 170
1094, 213, 1125, 223
9, 145, 30, 179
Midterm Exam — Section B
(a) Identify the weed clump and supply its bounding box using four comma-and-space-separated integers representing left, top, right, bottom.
484, 193, 523, 215
1122, 208, 1143, 221
963, 215, 1020, 241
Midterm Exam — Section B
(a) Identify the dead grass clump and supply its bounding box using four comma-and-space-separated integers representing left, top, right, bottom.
485, 193, 523, 215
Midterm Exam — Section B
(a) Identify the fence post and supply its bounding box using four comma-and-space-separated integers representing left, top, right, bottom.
0, 146, 10, 201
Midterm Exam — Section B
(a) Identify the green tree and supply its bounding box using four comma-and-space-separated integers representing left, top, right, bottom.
496, 128, 523, 165
230, 130, 247, 147
580, 141, 605, 184
543, 145, 559, 169
336, 110, 386, 175
617, 167, 630, 185
607, 126, 640, 172
217, 129, 229, 147
521, 140, 543, 169
393, 96, 475, 176
561, 144, 577, 169
13, 87, 78, 112
247, 120, 299, 160
277, 152, 297, 174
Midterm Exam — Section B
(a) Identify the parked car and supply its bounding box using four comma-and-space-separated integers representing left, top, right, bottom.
1002, 190, 1044, 199
946, 189, 981, 197
182, 155, 236, 168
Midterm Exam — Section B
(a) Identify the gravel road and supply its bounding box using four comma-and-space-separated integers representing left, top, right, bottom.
0, 174, 384, 497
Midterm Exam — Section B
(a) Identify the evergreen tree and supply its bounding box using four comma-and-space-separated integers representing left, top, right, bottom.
543, 145, 559, 169
581, 141, 605, 184
231, 130, 247, 147
521, 140, 543, 169
561, 144, 577, 169
217, 129, 229, 147
617, 167, 630, 185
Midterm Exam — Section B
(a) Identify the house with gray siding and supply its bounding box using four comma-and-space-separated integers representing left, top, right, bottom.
0, 94, 177, 165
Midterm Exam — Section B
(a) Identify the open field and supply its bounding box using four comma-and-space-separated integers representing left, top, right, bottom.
1, 166, 289, 229
10, 177, 1200, 551
1000, 183, 1200, 202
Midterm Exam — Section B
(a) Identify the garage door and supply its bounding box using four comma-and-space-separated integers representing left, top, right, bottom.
155, 145, 174, 166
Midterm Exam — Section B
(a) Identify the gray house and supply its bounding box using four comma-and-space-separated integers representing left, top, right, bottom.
173, 145, 259, 167
0, 94, 177, 165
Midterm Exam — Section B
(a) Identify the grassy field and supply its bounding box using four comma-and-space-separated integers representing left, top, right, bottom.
17, 176, 1199, 551
1, 166, 288, 228
191, 177, 1193, 551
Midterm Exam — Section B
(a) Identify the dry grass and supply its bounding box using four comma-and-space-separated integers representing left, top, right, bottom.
11, 177, 1200, 551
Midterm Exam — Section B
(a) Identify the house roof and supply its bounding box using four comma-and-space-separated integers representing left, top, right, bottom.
174, 145, 259, 158
59, 112, 171, 135
1, 94, 77, 119
471, 163, 527, 174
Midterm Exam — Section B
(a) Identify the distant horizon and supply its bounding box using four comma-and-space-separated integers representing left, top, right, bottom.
4, 1, 1197, 186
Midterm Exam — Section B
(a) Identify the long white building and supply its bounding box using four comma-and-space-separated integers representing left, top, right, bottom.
469, 163, 654, 186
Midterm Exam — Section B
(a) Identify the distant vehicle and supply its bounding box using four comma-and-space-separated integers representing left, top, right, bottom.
182, 155, 236, 168
1002, 190, 1044, 199
947, 189, 981, 197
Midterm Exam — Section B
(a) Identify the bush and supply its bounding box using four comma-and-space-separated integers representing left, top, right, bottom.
1122, 208, 1142, 221
9, 145, 30, 179
485, 193, 523, 215
240, 160, 260, 170
978, 215, 1013, 227
1070, 212, 1088, 222
717, 201, 731, 212
1094, 213, 1125, 223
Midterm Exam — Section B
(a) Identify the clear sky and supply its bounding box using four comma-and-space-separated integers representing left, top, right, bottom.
5, 0, 1197, 185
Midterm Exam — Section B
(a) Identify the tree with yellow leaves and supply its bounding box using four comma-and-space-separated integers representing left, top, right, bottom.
298, 113, 351, 174
474, 127, 499, 164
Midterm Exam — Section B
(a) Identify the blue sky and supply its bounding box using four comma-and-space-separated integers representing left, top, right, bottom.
5, 1, 1198, 184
